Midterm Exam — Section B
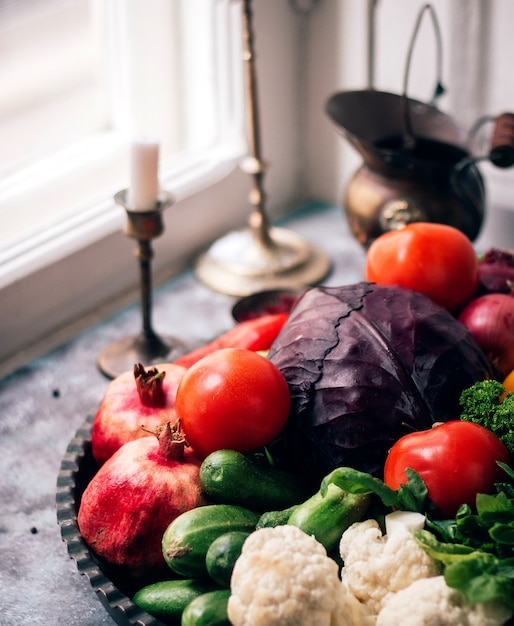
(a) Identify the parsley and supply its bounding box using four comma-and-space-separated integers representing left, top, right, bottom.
459, 380, 514, 456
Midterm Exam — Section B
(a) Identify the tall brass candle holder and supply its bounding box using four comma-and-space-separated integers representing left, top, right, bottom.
195, 0, 331, 296
97, 189, 187, 379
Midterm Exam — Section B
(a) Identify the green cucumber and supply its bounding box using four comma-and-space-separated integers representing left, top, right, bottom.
162, 504, 259, 578
287, 482, 371, 554
205, 531, 250, 587
199, 449, 310, 511
256, 504, 299, 528
181, 589, 231, 626
132, 578, 218, 624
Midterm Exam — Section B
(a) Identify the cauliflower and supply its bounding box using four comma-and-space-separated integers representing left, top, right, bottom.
228, 525, 369, 626
376, 575, 513, 626
339, 519, 440, 615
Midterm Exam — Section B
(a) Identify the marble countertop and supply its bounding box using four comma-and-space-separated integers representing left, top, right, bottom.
0, 201, 366, 626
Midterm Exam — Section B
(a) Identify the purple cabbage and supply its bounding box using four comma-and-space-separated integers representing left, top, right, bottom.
268, 282, 495, 482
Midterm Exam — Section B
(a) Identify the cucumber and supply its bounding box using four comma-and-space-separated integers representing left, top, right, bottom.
287, 482, 371, 554
162, 504, 259, 578
256, 504, 299, 528
181, 589, 231, 626
132, 578, 218, 624
199, 449, 310, 511
205, 531, 250, 587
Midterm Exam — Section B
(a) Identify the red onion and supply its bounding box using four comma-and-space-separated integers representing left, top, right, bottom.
478, 248, 514, 295
458, 293, 514, 378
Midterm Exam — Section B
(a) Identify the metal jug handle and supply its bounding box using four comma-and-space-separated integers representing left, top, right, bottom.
451, 113, 514, 214
401, 3, 446, 150
468, 113, 514, 168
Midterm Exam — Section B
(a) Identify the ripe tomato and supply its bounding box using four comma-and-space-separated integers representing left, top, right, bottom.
365, 223, 479, 312
176, 348, 291, 458
383, 421, 510, 519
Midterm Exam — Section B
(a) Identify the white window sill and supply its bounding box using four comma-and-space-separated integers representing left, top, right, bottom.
0, 138, 243, 290
0, 142, 253, 378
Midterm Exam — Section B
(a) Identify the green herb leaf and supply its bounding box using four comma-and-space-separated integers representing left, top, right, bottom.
498, 462, 514, 482
413, 529, 475, 563
320, 466, 439, 514
444, 554, 514, 609
395, 468, 430, 512
489, 523, 514, 545
476, 491, 514, 515
320, 467, 400, 507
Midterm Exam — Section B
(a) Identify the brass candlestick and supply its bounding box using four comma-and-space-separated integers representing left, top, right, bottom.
97, 189, 187, 379
195, 0, 330, 296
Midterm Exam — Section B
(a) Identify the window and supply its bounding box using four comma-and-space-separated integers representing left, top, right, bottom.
0, 0, 245, 283
0, 0, 104, 180
0, 0, 249, 373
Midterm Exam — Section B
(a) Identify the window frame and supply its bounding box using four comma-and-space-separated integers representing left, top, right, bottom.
0, 0, 245, 271
0, 0, 250, 375
0, 0, 311, 378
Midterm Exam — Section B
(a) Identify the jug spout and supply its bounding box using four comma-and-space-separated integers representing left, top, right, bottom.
325, 90, 471, 166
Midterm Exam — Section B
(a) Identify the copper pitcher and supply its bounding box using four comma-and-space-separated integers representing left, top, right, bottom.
325, 4, 514, 248
326, 89, 490, 247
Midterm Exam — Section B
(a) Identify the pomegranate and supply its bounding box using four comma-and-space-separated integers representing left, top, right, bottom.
78, 420, 206, 579
91, 362, 186, 465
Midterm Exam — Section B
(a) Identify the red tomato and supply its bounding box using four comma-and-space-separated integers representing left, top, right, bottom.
175, 348, 290, 458
365, 223, 479, 312
384, 421, 510, 518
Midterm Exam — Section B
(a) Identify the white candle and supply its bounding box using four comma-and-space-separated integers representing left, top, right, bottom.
128, 138, 160, 211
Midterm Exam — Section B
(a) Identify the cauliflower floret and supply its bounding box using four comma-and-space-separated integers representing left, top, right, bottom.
339, 519, 441, 615
228, 525, 369, 626
376, 575, 513, 626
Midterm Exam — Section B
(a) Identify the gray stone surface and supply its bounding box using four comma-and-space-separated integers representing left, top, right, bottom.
0, 202, 365, 625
